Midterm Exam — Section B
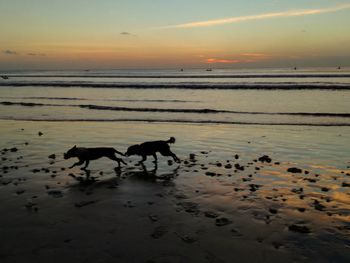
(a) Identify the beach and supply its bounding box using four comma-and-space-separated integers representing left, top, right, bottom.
1, 118, 350, 262
0, 68, 350, 262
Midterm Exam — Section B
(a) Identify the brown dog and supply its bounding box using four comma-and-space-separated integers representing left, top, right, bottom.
125, 137, 180, 164
64, 145, 126, 169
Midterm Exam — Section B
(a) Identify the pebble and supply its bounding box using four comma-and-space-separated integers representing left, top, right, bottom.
177, 234, 197, 243
47, 189, 64, 198
224, 164, 232, 169
269, 208, 278, 214
249, 184, 261, 192
151, 226, 168, 239
231, 228, 242, 237
291, 188, 303, 194
215, 217, 232, 226
204, 211, 219, 218
258, 155, 272, 163
313, 200, 326, 211
16, 189, 25, 195
287, 167, 302, 173
321, 187, 329, 192
304, 178, 317, 183
234, 164, 244, 171
288, 224, 311, 234
205, 171, 216, 176
75, 200, 97, 208
148, 214, 159, 222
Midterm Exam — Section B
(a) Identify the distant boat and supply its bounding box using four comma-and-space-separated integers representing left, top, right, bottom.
1, 75, 9, 80
206, 68, 212, 72
337, 66, 341, 70
180, 68, 184, 72
294, 67, 297, 70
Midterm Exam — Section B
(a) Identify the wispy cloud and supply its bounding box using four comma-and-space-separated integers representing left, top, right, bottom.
120, 31, 136, 37
2, 50, 18, 55
162, 4, 350, 29
206, 58, 241, 64
27, 53, 46, 56
205, 53, 271, 64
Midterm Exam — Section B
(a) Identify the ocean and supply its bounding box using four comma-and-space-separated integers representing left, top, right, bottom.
0, 67, 350, 125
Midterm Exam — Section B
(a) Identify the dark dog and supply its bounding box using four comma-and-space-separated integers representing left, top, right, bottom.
125, 137, 180, 163
64, 145, 126, 169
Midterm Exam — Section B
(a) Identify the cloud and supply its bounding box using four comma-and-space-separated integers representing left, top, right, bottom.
120, 31, 135, 36
2, 50, 18, 55
205, 53, 271, 64
162, 3, 350, 29
206, 58, 241, 64
27, 53, 46, 56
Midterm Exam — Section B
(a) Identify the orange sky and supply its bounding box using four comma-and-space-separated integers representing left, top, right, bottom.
1, 1, 350, 70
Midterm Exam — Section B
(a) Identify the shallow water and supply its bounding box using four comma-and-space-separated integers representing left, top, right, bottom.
1, 68, 350, 126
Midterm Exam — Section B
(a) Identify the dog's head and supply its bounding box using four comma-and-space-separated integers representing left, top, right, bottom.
125, 144, 140, 156
64, 145, 77, 159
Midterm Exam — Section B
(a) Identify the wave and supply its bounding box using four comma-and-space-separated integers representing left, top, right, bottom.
3, 74, 350, 78
1, 82, 350, 90
1, 117, 349, 126
0, 96, 198, 103
1, 101, 350, 117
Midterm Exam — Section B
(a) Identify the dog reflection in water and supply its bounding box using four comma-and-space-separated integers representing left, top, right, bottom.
64, 145, 126, 169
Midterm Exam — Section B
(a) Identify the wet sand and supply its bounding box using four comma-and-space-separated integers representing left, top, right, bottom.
0, 120, 350, 263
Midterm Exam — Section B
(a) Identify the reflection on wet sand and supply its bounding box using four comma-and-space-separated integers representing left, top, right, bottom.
1, 121, 350, 262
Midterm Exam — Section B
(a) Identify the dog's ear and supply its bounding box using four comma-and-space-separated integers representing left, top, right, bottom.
69, 145, 77, 151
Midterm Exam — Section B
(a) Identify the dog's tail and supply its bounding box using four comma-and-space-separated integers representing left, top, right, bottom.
166, 137, 176, 144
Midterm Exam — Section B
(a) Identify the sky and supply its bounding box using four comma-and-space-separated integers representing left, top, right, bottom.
0, 0, 350, 70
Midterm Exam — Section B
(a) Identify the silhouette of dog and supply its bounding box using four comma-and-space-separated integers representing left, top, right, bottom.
64, 145, 126, 169
125, 137, 180, 163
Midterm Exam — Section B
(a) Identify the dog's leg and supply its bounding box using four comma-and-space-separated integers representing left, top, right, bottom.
109, 155, 127, 166
114, 149, 125, 156
69, 159, 84, 168
172, 153, 181, 163
160, 150, 181, 163
82, 160, 90, 169
139, 155, 147, 164
152, 153, 158, 163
